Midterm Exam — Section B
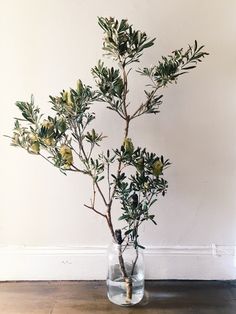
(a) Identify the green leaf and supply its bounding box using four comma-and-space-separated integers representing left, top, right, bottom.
124, 229, 133, 235
137, 244, 145, 249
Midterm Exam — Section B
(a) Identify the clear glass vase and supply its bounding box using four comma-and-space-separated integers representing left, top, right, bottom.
107, 242, 145, 306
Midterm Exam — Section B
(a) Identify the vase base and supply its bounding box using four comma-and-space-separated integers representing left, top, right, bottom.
107, 277, 144, 306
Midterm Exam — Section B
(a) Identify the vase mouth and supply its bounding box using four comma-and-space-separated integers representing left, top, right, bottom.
112, 241, 136, 248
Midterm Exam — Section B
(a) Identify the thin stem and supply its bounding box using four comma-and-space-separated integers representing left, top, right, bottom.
92, 182, 96, 207
106, 63, 131, 241
121, 242, 129, 254
107, 160, 111, 202
95, 181, 108, 206
105, 98, 125, 119
84, 204, 106, 218
71, 145, 82, 158
71, 164, 87, 174
118, 245, 128, 278
87, 143, 94, 160
130, 86, 159, 120
131, 248, 139, 276
122, 65, 129, 119
39, 153, 55, 166
71, 119, 109, 207
105, 214, 115, 239
108, 119, 130, 209
71, 119, 89, 167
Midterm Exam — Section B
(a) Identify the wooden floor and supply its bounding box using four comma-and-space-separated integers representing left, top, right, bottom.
0, 280, 236, 313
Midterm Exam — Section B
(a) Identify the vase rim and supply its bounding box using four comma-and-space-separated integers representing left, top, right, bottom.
111, 241, 137, 248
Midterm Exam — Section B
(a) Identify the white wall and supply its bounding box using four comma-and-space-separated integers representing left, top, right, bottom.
0, 0, 236, 279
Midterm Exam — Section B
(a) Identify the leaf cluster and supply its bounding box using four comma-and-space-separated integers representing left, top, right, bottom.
92, 61, 124, 99
98, 17, 155, 66
11, 82, 106, 173
139, 40, 209, 87
134, 92, 163, 118
112, 145, 170, 247
16, 95, 41, 124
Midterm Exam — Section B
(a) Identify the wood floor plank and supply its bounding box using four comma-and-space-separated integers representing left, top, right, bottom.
0, 281, 235, 313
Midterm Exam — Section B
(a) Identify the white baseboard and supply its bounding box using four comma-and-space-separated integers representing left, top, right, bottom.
0, 245, 235, 281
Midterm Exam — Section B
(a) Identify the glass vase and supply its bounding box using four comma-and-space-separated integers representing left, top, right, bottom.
107, 242, 145, 306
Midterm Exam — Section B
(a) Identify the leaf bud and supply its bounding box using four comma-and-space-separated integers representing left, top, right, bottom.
136, 157, 144, 172
123, 137, 134, 154
131, 193, 139, 208
76, 79, 83, 94
91, 128, 96, 141
30, 142, 40, 154
59, 144, 73, 166
42, 119, 54, 130
12, 133, 20, 145
28, 133, 39, 143
152, 159, 163, 176
57, 117, 67, 133
115, 229, 123, 244
43, 137, 55, 146
63, 90, 73, 107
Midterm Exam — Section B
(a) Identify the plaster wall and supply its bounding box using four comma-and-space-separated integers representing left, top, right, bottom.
0, 0, 235, 279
